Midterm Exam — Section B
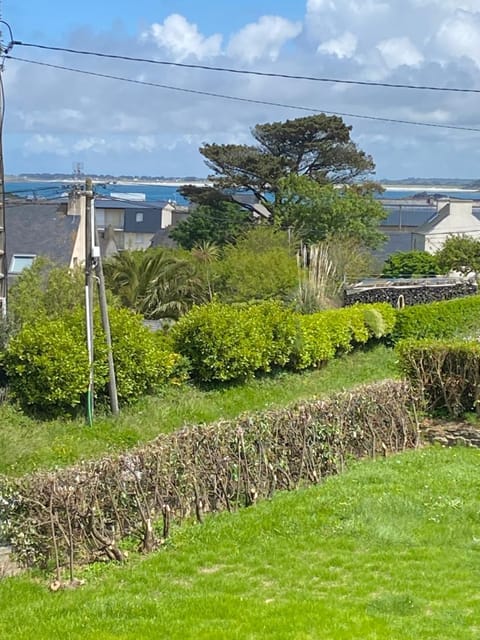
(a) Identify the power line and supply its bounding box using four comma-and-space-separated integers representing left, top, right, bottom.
12, 40, 480, 96
8, 55, 480, 134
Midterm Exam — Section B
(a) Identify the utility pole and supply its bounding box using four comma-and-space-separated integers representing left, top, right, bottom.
93, 206, 119, 415
84, 178, 95, 425
0, 16, 8, 317
84, 178, 119, 420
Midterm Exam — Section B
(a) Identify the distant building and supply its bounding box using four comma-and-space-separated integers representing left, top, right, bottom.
377, 198, 480, 259
412, 200, 480, 253
5, 200, 80, 279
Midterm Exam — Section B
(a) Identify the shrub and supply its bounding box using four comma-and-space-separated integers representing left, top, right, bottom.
396, 339, 480, 417
291, 305, 384, 370
3, 307, 183, 416
173, 300, 397, 381
171, 301, 297, 382
382, 250, 440, 278
100, 307, 183, 401
4, 318, 90, 416
393, 295, 480, 342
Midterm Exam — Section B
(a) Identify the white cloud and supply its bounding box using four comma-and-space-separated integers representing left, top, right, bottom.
130, 136, 157, 152
24, 134, 69, 156
73, 137, 107, 153
436, 11, 480, 68
318, 32, 357, 58
227, 16, 302, 63
377, 37, 424, 68
307, 0, 388, 16
413, 0, 480, 10
142, 14, 222, 61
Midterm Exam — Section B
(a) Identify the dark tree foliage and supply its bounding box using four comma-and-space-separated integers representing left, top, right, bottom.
382, 250, 440, 278
169, 202, 253, 250
199, 114, 375, 200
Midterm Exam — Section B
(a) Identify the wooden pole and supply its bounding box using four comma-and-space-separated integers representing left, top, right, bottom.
85, 178, 94, 425
92, 200, 119, 415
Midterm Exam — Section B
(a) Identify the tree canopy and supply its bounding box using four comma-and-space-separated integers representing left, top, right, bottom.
274, 175, 386, 248
436, 235, 480, 276
200, 114, 375, 200
169, 202, 253, 250
382, 250, 441, 278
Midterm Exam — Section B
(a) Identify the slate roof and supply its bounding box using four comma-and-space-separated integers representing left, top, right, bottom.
380, 200, 480, 228
94, 197, 168, 210
5, 200, 80, 268
374, 231, 413, 261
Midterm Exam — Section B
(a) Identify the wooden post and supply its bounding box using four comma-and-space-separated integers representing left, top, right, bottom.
85, 178, 95, 425
93, 201, 119, 415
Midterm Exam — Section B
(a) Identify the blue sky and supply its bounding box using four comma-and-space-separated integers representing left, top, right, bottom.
4, 0, 480, 179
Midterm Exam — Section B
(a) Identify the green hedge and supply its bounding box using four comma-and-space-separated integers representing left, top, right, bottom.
3, 307, 183, 416
393, 295, 480, 342
172, 301, 396, 382
396, 339, 480, 417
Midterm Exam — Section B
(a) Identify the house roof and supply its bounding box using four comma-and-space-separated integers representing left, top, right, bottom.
412, 201, 480, 235
5, 200, 80, 268
94, 197, 169, 210
374, 231, 413, 261
380, 199, 480, 228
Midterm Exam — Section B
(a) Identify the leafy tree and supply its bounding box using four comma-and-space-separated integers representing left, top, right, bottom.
8, 257, 84, 326
215, 227, 298, 302
169, 202, 253, 250
275, 175, 386, 247
436, 235, 480, 275
382, 250, 440, 278
104, 249, 206, 319
200, 114, 375, 203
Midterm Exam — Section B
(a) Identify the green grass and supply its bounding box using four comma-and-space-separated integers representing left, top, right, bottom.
0, 344, 396, 475
1, 446, 479, 639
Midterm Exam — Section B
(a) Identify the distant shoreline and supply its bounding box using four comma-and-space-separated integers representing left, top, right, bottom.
5, 177, 480, 193
5, 177, 209, 187
382, 185, 480, 192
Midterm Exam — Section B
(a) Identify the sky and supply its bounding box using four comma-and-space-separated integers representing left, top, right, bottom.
3, 0, 480, 179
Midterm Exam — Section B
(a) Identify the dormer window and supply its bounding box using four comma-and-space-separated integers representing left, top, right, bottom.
9, 254, 36, 274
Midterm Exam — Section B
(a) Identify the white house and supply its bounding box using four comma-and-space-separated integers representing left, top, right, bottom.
411, 200, 480, 254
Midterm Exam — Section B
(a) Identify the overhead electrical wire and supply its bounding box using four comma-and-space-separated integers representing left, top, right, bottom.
11, 40, 480, 96
8, 55, 480, 134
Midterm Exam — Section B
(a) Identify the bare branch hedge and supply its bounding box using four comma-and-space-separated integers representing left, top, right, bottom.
0, 380, 418, 573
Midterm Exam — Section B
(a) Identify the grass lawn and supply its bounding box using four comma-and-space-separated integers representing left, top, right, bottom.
1, 446, 479, 639
0, 344, 397, 475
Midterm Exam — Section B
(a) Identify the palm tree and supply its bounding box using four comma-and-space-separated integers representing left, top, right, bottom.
104, 249, 206, 320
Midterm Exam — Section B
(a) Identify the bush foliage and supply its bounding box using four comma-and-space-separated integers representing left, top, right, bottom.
172, 301, 396, 382
382, 250, 440, 278
3, 307, 183, 416
396, 339, 480, 417
393, 295, 480, 342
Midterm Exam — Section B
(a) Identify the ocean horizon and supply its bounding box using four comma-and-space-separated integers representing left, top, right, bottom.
6, 180, 480, 203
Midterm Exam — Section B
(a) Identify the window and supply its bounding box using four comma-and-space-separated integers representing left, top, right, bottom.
9, 254, 36, 274
135, 212, 144, 223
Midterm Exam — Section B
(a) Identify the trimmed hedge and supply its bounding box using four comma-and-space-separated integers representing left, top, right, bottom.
172, 301, 396, 382
397, 339, 480, 417
393, 294, 480, 342
3, 307, 184, 416
0, 380, 418, 570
